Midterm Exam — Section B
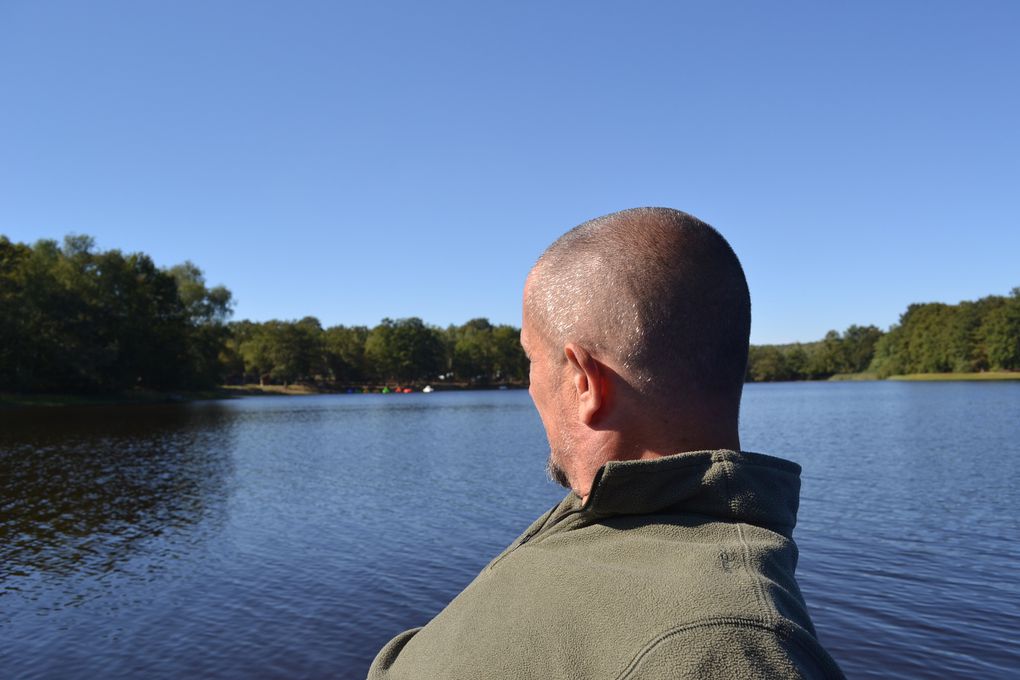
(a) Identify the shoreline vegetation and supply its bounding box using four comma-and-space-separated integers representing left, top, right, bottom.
827, 371, 1020, 382
0, 382, 527, 409
2, 235, 1018, 407
883, 371, 1020, 381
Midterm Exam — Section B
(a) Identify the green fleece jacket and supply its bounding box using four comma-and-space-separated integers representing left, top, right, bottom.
368, 450, 845, 679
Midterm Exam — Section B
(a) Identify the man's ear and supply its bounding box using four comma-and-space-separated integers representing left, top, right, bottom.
563, 343, 608, 426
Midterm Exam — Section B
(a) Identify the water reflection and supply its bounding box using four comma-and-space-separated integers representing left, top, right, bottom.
0, 404, 235, 598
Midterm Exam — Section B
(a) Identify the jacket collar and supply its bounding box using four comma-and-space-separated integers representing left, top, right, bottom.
580, 449, 802, 538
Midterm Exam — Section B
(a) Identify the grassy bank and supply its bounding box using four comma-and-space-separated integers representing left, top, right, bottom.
220, 384, 322, 396
222, 382, 527, 396
0, 389, 232, 409
1, 382, 527, 408
828, 373, 881, 381
759, 371, 1020, 384
886, 371, 1020, 381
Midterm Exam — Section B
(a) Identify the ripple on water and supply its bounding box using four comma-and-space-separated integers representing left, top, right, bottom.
2, 386, 1019, 679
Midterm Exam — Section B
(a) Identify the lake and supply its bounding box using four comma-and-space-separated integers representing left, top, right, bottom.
2, 382, 1018, 679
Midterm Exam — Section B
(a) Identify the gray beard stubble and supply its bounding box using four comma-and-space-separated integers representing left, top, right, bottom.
546, 455, 570, 488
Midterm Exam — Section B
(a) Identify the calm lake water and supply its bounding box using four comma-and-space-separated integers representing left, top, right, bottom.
2, 382, 1018, 679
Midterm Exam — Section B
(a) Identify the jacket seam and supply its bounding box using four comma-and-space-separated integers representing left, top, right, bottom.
722, 459, 773, 625
736, 521, 772, 621
614, 617, 841, 680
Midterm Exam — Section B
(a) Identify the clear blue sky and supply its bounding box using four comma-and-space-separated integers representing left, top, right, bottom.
2, 1, 1017, 344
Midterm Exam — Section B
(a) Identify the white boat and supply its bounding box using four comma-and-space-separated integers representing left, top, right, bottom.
422, 385, 434, 393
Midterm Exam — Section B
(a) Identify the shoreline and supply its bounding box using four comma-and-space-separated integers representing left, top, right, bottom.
884, 371, 1020, 381
0, 382, 527, 409
764, 371, 1020, 384
4, 372, 1017, 408
220, 382, 528, 396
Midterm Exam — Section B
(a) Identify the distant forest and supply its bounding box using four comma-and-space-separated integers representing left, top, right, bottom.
1, 235, 1018, 394
0, 235, 524, 392
749, 291, 1020, 381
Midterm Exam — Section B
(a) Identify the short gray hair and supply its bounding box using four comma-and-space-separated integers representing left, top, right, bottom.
527, 207, 750, 403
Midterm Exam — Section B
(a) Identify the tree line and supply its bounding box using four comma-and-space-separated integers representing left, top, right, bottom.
747, 289, 1020, 381
1, 235, 231, 393
220, 316, 527, 387
2, 235, 1017, 393
0, 235, 527, 392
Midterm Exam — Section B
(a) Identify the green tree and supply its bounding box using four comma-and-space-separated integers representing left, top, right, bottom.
93, 248, 191, 390
869, 327, 906, 378
0, 234, 234, 392
748, 345, 794, 382
900, 304, 958, 373
840, 325, 883, 373
267, 322, 315, 385
168, 261, 235, 387
804, 331, 845, 377
452, 318, 496, 382
0, 237, 34, 389
239, 325, 275, 385
323, 325, 369, 382
980, 288, 1020, 370
492, 324, 528, 382
17, 238, 87, 390
365, 317, 444, 382
237, 320, 323, 386
783, 344, 810, 379
168, 261, 233, 325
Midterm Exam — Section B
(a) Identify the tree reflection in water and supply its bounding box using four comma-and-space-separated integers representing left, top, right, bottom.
0, 403, 235, 601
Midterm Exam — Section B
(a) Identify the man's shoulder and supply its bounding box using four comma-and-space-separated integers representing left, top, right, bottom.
369, 613, 845, 680
367, 510, 840, 680
532, 510, 802, 606
617, 616, 846, 680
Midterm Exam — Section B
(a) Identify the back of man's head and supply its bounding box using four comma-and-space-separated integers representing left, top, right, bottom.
526, 207, 751, 413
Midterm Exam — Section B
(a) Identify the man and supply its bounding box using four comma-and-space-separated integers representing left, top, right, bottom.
368, 207, 845, 679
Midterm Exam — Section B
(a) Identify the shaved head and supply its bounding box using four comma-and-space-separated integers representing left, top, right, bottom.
526, 207, 750, 411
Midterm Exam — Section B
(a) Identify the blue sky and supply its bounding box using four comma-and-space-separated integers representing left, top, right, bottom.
2, 1, 1017, 344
